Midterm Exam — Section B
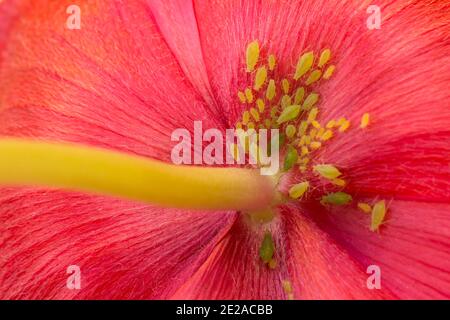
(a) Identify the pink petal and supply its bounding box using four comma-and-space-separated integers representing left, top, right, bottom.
0, 0, 220, 159
282, 205, 395, 299
192, 0, 372, 123
193, 0, 450, 133
310, 0, 450, 200
308, 200, 450, 299
147, 0, 218, 110
0, 1, 235, 300
0, 0, 19, 63
172, 208, 394, 300
289, 131, 450, 203
0, 188, 236, 299
171, 216, 289, 299
323, 133, 450, 202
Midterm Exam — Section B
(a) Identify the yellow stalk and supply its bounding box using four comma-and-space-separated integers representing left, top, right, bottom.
0, 139, 278, 211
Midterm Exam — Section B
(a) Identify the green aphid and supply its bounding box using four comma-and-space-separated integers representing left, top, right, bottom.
283, 146, 298, 171
276, 104, 301, 124
371, 200, 387, 232
259, 232, 275, 264
321, 192, 352, 206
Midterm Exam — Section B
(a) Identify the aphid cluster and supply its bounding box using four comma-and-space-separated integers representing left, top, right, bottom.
239, 41, 386, 282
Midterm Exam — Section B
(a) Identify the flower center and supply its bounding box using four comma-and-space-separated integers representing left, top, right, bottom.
234, 41, 388, 273
236, 41, 347, 183
236, 41, 351, 211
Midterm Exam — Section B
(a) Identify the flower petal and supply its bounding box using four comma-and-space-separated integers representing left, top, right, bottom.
147, 0, 218, 110
171, 216, 289, 299
321, 132, 450, 202
172, 208, 393, 300
193, 0, 450, 136
286, 0, 450, 201
282, 205, 394, 299
0, 188, 236, 299
192, 0, 370, 122
308, 200, 450, 299
0, 0, 19, 63
0, 0, 220, 159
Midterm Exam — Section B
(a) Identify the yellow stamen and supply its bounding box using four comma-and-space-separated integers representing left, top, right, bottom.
298, 157, 310, 166
358, 202, 372, 214
299, 157, 310, 166
318, 49, 331, 68
254, 66, 268, 91
282, 79, 290, 94
339, 119, 350, 132
294, 51, 314, 80
326, 120, 336, 128
270, 106, 279, 118
305, 69, 322, 85
250, 107, 260, 122
310, 141, 322, 150
245, 88, 254, 103
331, 178, 346, 187
323, 65, 336, 79
303, 92, 319, 110
0, 139, 278, 211
316, 127, 325, 139
281, 95, 292, 108
238, 91, 246, 103
294, 87, 305, 104
256, 99, 265, 113
285, 124, 296, 138
307, 108, 319, 122
266, 79, 276, 100
298, 121, 309, 136
360, 113, 370, 128
268, 54, 276, 71
242, 110, 250, 125
246, 41, 260, 72
304, 135, 311, 145
298, 136, 306, 146
301, 146, 309, 156
337, 117, 347, 126
311, 120, 321, 129
321, 129, 333, 141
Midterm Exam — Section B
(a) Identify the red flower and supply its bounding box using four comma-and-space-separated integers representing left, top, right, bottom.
0, 0, 449, 299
